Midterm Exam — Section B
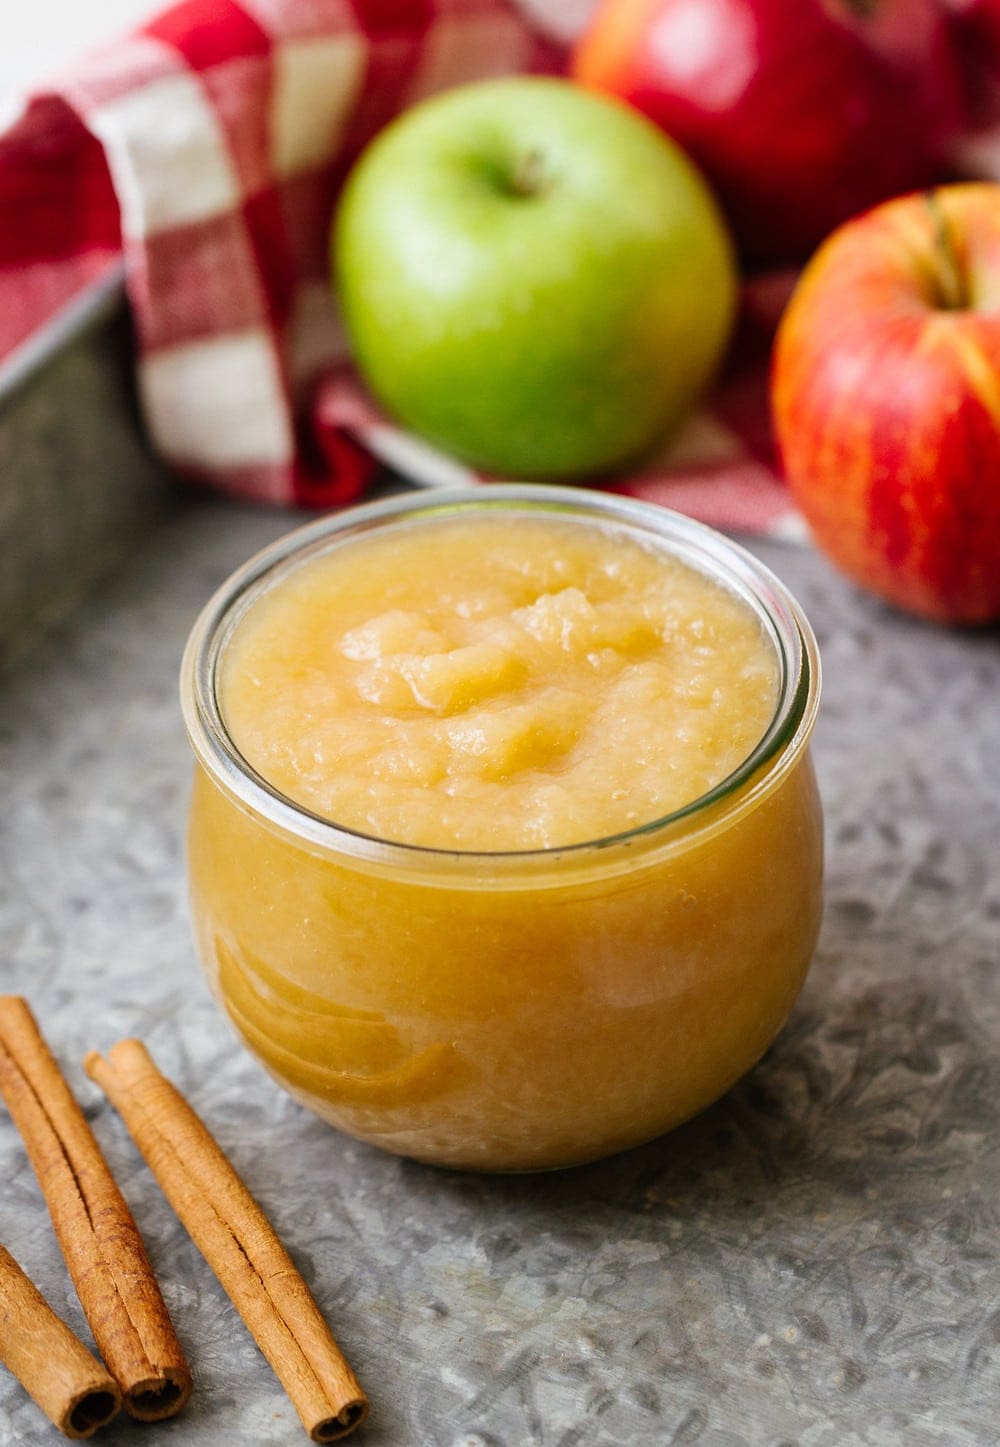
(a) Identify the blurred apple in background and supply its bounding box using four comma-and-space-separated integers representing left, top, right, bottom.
333, 77, 736, 479
773, 183, 1000, 624
942, 0, 1000, 134
573, 0, 966, 265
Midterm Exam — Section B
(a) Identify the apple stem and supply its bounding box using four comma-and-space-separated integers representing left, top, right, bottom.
510, 149, 547, 198
925, 191, 967, 311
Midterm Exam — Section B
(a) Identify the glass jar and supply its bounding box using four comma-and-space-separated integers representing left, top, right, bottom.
182, 486, 822, 1172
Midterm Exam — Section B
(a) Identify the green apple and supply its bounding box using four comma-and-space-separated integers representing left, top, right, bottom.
332, 77, 736, 478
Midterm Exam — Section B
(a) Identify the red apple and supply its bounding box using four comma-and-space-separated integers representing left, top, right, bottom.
772, 183, 1000, 623
572, 0, 965, 264
941, 0, 1000, 131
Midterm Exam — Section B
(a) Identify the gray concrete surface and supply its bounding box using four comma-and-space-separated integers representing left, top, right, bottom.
0, 498, 997, 1445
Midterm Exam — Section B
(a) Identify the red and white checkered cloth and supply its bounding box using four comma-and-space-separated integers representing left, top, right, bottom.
0, 0, 810, 539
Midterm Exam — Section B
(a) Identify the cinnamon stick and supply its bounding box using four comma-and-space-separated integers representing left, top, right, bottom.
0, 998, 192, 1420
0, 1241, 121, 1438
85, 1039, 369, 1443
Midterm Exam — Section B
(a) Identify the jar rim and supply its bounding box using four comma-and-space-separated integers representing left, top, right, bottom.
181, 485, 821, 877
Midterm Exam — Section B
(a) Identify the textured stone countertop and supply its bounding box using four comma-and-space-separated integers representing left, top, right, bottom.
0, 497, 997, 1447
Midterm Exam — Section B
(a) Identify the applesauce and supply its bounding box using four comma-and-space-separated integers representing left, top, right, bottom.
220, 513, 778, 851
183, 487, 822, 1171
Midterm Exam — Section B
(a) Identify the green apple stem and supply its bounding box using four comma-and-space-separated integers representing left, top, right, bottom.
510, 149, 548, 198
925, 191, 968, 311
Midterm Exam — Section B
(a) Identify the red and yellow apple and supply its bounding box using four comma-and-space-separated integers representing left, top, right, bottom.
772, 183, 1000, 624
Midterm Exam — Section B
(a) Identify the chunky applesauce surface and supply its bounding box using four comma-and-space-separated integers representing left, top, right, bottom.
220, 511, 778, 851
